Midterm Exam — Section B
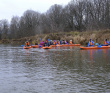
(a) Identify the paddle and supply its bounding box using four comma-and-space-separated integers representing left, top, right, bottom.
39, 45, 42, 48
97, 45, 101, 48
21, 45, 24, 47
95, 43, 101, 48
95, 43, 99, 46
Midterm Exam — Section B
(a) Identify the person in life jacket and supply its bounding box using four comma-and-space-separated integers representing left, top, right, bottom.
57, 40, 60, 44
43, 40, 50, 47
64, 40, 67, 44
70, 40, 72, 44
103, 39, 109, 46
39, 40, 43, 46
60, 40, 62, 45
25, 41, 30, 46
88, 39, 94, 47
53, 40, 57, 45
50, 40, 53, 45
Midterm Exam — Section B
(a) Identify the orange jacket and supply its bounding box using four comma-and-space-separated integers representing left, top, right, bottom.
70, 41, 72, 44
25, 41, 29, 46
104, 41, 107, 45
89, 41, 93, 45
53, 42, 55, 45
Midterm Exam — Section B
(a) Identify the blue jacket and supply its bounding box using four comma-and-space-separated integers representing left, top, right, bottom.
103, 41, 109, 45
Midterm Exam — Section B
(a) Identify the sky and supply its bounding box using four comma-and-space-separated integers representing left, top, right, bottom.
0, 0, 71, 22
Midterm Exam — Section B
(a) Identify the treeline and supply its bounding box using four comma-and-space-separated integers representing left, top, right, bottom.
0, 0, 110, 39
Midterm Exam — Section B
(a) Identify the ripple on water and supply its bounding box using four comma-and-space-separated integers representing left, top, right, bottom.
0, 45, 110, 93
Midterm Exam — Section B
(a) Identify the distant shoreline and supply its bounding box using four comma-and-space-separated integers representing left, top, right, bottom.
0, 30, 110, 45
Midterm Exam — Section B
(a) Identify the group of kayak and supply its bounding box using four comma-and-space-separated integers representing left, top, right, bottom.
23, 39, 80, 49
23, 39, 110, 50
80, 39, 110, 49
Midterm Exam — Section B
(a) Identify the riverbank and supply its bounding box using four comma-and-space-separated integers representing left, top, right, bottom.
0, 29, 110, 45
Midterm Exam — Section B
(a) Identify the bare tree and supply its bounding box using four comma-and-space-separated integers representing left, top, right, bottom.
0, 19, 9, 39
1, 0, 110, 40
19, 10, 40, 37
46, 4, 63, 33
39, 13, 50, 34
10, 16, 20, 39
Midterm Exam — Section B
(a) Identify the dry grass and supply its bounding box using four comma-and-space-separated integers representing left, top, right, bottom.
2, 29, 110, 45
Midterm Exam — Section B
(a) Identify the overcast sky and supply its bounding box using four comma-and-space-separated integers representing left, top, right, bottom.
0, 0, 70, 22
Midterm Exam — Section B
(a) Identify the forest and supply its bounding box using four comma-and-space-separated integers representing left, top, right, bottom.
0, 0, 110, 40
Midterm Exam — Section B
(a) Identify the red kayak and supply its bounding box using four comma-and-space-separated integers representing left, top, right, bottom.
62, 44, 80, 46
80, 46, 110, 50
56, 44, 62, 47
50, 45, 57, 47
31, 45, 39, 48
23, 46, 31, 49
42, 46, 51, 49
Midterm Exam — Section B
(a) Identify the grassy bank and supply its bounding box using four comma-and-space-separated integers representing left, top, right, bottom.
0, 29, 110, 46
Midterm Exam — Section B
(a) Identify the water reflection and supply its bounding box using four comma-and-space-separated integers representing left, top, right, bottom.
88, 50, 95, 64
80, 49, 110, 65
102, 49, 109, 64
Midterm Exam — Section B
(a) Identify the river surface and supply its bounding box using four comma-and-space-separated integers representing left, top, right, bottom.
0, 44, 110, 93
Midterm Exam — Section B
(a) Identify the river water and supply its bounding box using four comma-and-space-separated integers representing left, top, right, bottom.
0, 44, 110, 93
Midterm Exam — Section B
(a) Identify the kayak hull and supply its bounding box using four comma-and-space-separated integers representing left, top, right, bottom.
62, 44, 80, 46
42, 46, 51, 49
50, 45, 57, 47
31, 45, 39, 48
80, 46, 110, 50
38, 45, 43, 48
56, 45, 62, 47
23, 46, 31, 49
